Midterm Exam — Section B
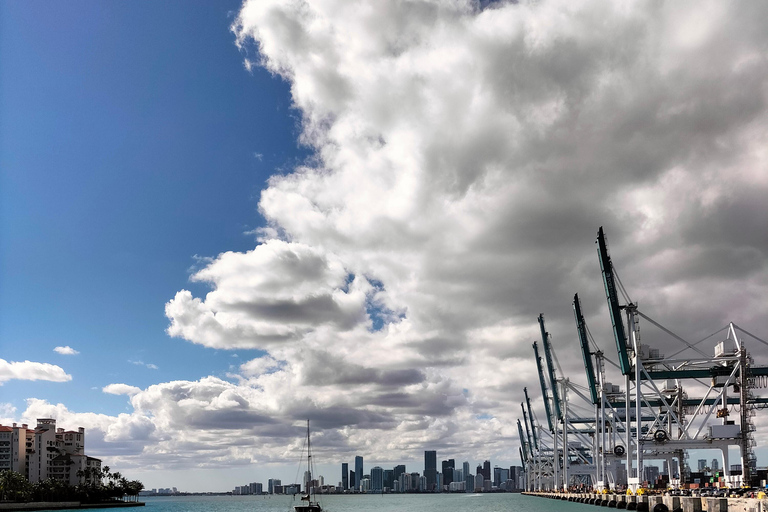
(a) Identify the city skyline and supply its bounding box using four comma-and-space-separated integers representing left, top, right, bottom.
2, 0, 767, 493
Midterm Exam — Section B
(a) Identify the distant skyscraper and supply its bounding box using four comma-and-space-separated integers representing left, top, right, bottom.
349, 470, 355, 491
394, 464, 406, 488
442, 459, 455, 486
424, 450, 437, 491
383, 469, 394, 490
355, 456, 364, 490
371, 466, 383, 492
698, 459, 707, 472
474, 473, 484, 492
493, 466, 508, 487
482, 460, 491, 480
509, 466, 523, 491
462, 461, 470, 479
342, 463, 349, 490
711, 458, 719, 471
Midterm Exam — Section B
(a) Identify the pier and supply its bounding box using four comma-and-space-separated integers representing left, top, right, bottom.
522, 491, 768, 512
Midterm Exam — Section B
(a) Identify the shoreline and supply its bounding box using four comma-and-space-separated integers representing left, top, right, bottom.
0, 502, 145, 512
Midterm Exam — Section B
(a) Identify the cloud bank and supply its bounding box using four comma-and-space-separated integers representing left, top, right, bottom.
15, 0, 768, 475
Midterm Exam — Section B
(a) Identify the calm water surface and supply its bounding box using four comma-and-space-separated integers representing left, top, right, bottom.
134, 494, 589, 512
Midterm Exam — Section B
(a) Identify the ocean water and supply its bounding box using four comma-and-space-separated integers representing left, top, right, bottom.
135, 493, 588, 512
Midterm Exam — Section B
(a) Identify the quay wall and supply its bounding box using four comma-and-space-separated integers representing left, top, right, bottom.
522, 492, 768, 512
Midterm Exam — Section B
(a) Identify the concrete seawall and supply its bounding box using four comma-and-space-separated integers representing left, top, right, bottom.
522, 492, 768, 512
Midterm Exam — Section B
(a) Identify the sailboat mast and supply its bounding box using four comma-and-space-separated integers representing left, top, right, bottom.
307, 420, 311, 498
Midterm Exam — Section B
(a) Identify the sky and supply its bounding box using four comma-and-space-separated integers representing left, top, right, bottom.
2, 0, 768, 493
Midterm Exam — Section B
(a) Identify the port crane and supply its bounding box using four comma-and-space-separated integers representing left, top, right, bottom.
517, 227, 768, 492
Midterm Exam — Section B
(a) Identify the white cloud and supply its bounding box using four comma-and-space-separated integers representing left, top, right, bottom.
103, 384, 142, 396
54, 346, 79, 355
0, 359, 72, 384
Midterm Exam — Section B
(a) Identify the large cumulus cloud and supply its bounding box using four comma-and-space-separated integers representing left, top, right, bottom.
41, 0, 766, 473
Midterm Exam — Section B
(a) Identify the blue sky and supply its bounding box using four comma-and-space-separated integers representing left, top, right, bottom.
2, 0, 768, 493
1, 0, 305, 413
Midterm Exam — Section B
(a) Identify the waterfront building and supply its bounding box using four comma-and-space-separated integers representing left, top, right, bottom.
409, 472, 419, 491
342, 462, 348, 490
0, 419, 100, 486
464, 472, 474, 493
393, 464, 406, 487
383, 468, 394, 490
371, 466, 383, 492
360, 477, 370, 493
354, 455, 364, 491
493, 466, 508, 487
644, 465, 660, 484
442, 459, 455, 486
462, 461, 470, 479
509, 466, 524, 491
419, 475, 427, 492
424, 450, 437, 491
482, 460, 491, 480
349, 470, 355, 491
474, 473, 483, 492
268, 478, 281, 494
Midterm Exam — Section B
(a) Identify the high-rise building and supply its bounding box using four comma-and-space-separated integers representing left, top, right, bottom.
462, 461, 470, 479
394, 464, 406, 487
474, 473, 484, 492
698, 459, 707, 472
509, 466, 524, 491
342, 463, 349, 490
349, 470, 355, 491
465, 473, 474, 493
371, 466, 383, 492
424, 450, 437, 491
493, 466, 508, 487
0, 419, 100, 486
383, 469, 394, 490
442, 459, 455, 486
711, 458, 719, 471
643, 465, 660, 484
410, 472, 420, 491
355, 456, 364, 491
268, 478, 281, 494
482, 460, 491, 481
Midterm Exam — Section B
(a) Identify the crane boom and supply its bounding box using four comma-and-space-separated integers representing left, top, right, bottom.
533, 341, 554, 432
539, 314, 563, 421
517, 418, 529, 462
573, 293, 599, 404
524, 387, 538, 450
597, 226, 631, 375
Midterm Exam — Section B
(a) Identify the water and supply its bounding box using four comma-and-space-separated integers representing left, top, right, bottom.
134, 493, 587, 512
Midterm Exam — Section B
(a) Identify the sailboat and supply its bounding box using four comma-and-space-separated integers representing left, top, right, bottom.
295, 420, 322, 512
